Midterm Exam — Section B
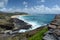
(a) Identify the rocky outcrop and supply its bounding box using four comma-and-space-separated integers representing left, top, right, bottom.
10, 18, 32, 30
43, 14, 60, 40
0, 24, 13, 30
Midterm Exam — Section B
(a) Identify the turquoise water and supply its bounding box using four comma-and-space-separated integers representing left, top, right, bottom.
17, 14, 56, 32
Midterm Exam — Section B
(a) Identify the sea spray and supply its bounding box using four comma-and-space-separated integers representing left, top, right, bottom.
16, 14, 55, 33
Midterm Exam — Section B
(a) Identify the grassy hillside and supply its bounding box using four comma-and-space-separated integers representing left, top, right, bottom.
28, 27, 48, 40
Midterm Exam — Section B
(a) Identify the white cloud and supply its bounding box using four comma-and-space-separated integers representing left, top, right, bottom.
23, 1, 28, 8
19, 5, 60, 14
0, 0, 8, 8
23, 1, 27, 5
40, 0, 45, 2
0, 2, 4, 7
37, 0, 45, 4
0, 8, 13, 12
1, 5, 60, 14
25, 5, 28, 8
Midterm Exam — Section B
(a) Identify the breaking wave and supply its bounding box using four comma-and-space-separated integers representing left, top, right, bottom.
16, 14, 55, 33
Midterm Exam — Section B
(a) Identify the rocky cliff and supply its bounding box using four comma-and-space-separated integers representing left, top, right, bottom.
43, 14, 60, 40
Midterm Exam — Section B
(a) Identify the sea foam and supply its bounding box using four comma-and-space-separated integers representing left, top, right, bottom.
17, 16, 47, 33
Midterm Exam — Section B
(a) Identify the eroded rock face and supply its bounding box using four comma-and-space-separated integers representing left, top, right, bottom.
10, 18, 32, 30
0, 24, 14, 30
20, 25, 32, 29
0, 18, 32, 31
43, 14, 60, 40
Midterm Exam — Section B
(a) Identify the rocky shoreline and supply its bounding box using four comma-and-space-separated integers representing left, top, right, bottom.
43, 14, 60, 40
0, 14, 57, 40
0, 15, 48, 40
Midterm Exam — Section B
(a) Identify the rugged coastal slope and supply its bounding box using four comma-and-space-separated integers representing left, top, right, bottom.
0, 13, 57, 40
43, 14, 60, 40
0, 12, 30, 40
0, 12, 48, 40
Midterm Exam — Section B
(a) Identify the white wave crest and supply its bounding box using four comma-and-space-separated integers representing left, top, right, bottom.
17, 16, 47, 33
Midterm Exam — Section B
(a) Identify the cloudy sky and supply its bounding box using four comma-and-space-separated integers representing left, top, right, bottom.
0, 0, 60, 14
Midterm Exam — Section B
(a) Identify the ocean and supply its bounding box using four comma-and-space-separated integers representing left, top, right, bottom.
17, 14, 56, 32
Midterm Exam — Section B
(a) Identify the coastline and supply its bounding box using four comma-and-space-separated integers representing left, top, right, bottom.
43, 14, 60, 40
0, 14, 56, 40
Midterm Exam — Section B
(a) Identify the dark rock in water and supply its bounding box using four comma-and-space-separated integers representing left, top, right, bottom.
10, 18, 27, 25
0, 18, 32, 30
10, 18, 32, 30
20, 25, 32, 29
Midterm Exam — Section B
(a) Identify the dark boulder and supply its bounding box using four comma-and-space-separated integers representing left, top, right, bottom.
0, 24, 13, 30
10, 18, 32, 29
20, 24, 32, 29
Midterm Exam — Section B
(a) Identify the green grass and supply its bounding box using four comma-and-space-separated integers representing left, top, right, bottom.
28, 27, 48, 40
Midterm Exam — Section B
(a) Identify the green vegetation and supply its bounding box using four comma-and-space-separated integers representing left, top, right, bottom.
28, 27, 48, 40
